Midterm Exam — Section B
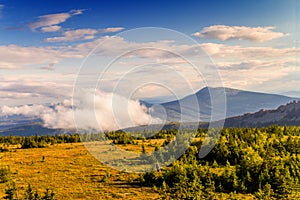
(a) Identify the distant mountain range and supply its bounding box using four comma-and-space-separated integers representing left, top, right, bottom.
0, 87, 299, 136
147, 87, 299, 122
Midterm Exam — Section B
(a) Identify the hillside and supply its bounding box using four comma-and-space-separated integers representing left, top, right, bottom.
224, 100, 300, 127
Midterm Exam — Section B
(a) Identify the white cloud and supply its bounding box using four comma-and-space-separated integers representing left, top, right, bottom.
46, 28, 98, 42
200, 43, 299, 60
1, 82, 71, 99
29, 9, 84, 31
0, 34, 298, 104
99, 27, 125, 33
74, 35, 299, 62
0, 91, 40, 99
218, 62, 298, 91
0, 44, 82, 70
71, 35, 300, 95
193, 25, 288, 42
75, 36, 181, 57
70, 9, 85, 15
0, 90, 161, 131
0, 74, 78, 107
41, 25, 61, 33
45, 27, 124, 42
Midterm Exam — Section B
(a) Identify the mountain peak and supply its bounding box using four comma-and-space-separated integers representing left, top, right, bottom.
158, 86, 300, 122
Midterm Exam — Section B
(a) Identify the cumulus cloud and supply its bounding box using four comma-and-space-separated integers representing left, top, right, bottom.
41, 25, 61, 33
29, 9, 84, 31
0, 44, 82, 70
0, 75, 74, 107
0, 90, 160, 131
46, 28, 98, 42
0, 34, 299, 104
75, 36, 184, 58
200, 43, 299, 59
2, 34, 296, 71
75, 35, 298, 61
45, 27, 124, 42
71, 35, 300, 97
219, 63, 298, 91
193, 25, 287, 42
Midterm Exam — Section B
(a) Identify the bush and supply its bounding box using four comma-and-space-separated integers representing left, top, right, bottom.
3, 183, 55, 200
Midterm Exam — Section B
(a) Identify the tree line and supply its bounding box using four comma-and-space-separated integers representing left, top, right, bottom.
0, 134, 81, 150
141, 126, 300, 199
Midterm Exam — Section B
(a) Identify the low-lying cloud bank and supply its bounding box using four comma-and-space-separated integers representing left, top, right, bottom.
0, 90, 160, 131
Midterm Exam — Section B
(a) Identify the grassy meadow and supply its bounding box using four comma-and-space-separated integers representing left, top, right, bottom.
0, 142, 160, 199
0, 126, 299, 199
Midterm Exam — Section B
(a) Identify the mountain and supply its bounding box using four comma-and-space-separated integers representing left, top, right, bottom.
224, 100, 300, 127
0, 123, 64, 136
0, 115, 41, 131
148, 87, 299, 122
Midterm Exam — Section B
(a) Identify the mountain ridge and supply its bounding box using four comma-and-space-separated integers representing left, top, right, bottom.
148, 86, 299, 122
224, 100, 300, 127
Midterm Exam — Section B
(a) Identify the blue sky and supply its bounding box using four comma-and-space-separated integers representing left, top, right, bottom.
0, 0, 299, 106
1, 0, 298, 45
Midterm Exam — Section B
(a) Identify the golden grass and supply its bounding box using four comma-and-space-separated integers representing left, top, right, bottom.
0, 143, 159, 199
0, 140, 256, 199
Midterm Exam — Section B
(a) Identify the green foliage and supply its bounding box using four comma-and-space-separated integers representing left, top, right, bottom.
0, 134, 81, 149
100, 168, 111, 183
255, 183, 274, 200
24, 184, 55, 200
3, 183, 55, 200
141, 126, 300, 199
105, 132, 136, 144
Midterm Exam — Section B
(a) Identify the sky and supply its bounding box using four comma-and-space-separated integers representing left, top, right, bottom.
0, 0, 299, 107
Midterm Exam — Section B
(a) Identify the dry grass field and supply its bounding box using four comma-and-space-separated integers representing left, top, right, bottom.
0, 142, 159, 199
0, 140, 258, 200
